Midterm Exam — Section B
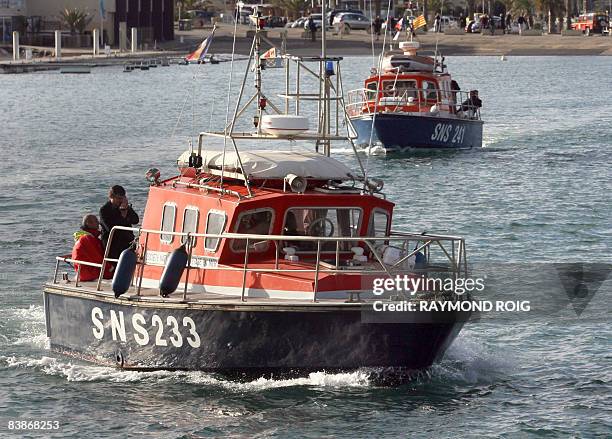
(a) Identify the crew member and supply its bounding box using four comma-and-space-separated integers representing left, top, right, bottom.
72, 214, 114, 281
460, 90, 482, 118
450, 80, 461, 113
100, 185, 139, 260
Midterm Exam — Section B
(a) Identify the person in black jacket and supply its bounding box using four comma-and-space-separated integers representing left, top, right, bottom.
460, 90, 482, 118
99, 185, 139, 260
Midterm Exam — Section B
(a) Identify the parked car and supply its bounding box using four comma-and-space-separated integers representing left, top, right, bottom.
291, 17, 307, 28
440, 15, 458, 30
266, 16, 286, 27
333, 12, 371, 31
572, 12, 609, 35
466, 15, 504, 32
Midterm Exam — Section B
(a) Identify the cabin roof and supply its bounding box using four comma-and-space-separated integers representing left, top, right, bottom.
178, 150, 355, 181
154, 175, 394, 209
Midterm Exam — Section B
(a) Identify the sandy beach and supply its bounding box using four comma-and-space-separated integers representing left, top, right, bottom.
197, 24, 612, 56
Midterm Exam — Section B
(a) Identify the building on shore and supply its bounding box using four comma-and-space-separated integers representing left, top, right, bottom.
0, 0, 173, 47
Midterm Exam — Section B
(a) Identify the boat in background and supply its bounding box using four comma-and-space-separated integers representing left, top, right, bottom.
181, 27, 216, 64
347, 41, 484, 152
43, 14, 471, 383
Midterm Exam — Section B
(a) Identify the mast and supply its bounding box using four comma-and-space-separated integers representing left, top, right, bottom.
320, 0, 331, 156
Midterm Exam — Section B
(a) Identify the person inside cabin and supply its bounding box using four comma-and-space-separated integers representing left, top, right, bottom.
460, 90, 482, 118
99, 185, 139, 261
72, 214, 114, 282
233, 210, 273, 251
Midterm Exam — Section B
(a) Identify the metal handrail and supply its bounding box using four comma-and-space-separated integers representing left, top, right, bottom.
53, 225, 467, 302
346, 87, 482, 120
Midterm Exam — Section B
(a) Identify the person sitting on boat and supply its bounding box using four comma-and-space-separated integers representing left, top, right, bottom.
72, 214, 114, 282
460, 90, 482, 118
99, 185, 139, 261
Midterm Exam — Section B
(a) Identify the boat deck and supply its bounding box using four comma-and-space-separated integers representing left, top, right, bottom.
43, 279, 367, 308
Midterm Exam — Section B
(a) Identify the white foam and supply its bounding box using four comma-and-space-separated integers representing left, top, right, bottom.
0, 354, 373, 389
431, 329, 513, 384
7, 305, 48, 348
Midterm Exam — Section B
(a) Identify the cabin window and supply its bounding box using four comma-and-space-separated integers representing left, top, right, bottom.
381, 81, 397, 97
282, 207, 362, 253
181, 207, 199, 246
231, 209, 275, 252
160, 203, 177, 244
204, 210, 226, 252
368, 209, 390, 237
368, 209, 390, 247
381, 80, 418, 100
366, 82, 377, 99
422, 81, 439, 101
394, 80, 418, 99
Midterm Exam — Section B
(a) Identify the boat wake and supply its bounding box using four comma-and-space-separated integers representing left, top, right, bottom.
431, 329, 513, 385
0, 354, 373, 390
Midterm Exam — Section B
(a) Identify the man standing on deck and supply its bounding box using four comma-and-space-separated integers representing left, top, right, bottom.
100, 185, 139, 260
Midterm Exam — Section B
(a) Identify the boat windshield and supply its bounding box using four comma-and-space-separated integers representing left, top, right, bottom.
282, 208, 362, 252
381, 80, 418, 98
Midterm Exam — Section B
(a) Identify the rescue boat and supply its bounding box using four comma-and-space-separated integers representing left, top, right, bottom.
43, 16, 472, 383
346, 41, 484, 152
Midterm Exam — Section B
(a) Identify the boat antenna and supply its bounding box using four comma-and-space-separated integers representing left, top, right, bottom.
433, 0, 444, 72
369, 0, 376, 67
362, 0, 393, 192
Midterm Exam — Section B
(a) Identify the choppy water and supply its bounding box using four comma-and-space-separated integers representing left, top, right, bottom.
0, 56, 610, 438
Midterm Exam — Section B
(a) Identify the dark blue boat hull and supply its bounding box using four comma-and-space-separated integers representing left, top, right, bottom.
351, 113, 483, 152
43, 286, 467, 381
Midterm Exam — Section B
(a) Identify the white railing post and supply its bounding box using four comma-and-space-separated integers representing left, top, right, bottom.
241, 238, 250, 302
93, 29, 99, 56
12, 31, 19, 61
54, 30, 61, 60
131, 27, 138, 53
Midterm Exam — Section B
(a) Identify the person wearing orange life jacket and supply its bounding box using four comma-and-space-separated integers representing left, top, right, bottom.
72, 214, 114, 282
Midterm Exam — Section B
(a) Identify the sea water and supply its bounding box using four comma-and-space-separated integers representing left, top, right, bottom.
0, 56, 610, 438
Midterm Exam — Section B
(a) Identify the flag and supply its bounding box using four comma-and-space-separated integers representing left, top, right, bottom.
261, 47, 277, 59
99, 0, 106, 20
413, 14, 426, 29
394, 18, 404, 31
393, 30, 401, 40
185, 32, 214, 62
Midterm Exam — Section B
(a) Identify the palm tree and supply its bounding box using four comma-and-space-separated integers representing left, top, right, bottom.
59, 8, 93, 35
534, 0, 564, 31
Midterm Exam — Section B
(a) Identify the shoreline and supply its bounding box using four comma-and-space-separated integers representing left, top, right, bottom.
209, 34, 612, 56
1, 26, 610, 69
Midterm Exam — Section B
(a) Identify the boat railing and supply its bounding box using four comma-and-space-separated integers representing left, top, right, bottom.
346, 87, 482, 121
53, 225, 468, 303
